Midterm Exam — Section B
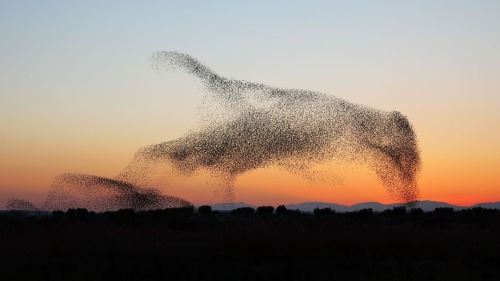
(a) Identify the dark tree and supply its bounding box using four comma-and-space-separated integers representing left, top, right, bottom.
198, 205, 212, 214
348, 208, 373, 220
117, 208, 136, 221
51, 210, 64, 219
383, 206, 407, 217
410, 208, 424, 216
275, 205, 287, 214
314, 207, 333, 216
231, 207, 255, 215
434, 207, 454, 215
163, 206, 195, 216
256, 206, 274, 215
65, 209, 77, 219
76, 208, 90, 219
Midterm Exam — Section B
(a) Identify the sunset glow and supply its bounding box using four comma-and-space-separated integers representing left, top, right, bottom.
1, 1, 499, 209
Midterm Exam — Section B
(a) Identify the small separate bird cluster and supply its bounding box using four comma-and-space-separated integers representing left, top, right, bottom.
8, 51, 421, 212
42, 174, 191, 212
8, 173, 191, 212
6, 198, 39, 212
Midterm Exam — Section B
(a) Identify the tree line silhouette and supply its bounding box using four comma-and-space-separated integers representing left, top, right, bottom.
2, 205, 499, 228
1, 204, 499, 280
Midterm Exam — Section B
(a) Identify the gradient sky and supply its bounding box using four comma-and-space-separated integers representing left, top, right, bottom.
1, 1, 499, 208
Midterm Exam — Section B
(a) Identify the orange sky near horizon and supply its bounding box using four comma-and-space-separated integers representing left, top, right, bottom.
1, 130, 499, 208
1, 68, 499, 208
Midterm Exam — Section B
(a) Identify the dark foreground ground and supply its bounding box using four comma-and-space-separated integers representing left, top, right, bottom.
1, 207, 499, 281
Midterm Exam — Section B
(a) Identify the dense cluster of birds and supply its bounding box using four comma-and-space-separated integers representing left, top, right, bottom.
119, 51, 421, 203
8, 51, 421, 211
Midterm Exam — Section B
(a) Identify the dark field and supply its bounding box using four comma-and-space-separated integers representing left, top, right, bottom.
1, 207, 499, 281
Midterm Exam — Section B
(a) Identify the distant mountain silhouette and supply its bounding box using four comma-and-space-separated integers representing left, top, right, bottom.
472, 202, 500, 209
3, 200, 499, 213
414, 200, 467, 212
285, 201, 402, 212
288, 200, 500, 212
350, 202, 395, 212
210, 202, 255, 211
208, 200, 500, 212
286, 202, 349, 212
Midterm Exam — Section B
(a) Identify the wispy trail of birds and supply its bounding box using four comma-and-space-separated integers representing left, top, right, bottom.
8, 51, 421, 211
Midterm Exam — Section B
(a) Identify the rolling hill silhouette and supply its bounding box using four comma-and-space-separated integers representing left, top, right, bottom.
209, 200, 500, 212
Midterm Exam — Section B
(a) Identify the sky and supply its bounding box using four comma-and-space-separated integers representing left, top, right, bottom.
1, 1, 499, 208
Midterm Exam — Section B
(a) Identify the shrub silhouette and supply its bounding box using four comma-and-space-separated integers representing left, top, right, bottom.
163, 206, 195, 216
64, 208, 77, 219
382, 206, 407, 217
256, 206, 274, 215
51, 210, 64, 219
198, 205, 212, 214
410, 208, 424, 216
347, 208, 373, 220
433, 207, 454, 215
275, 205, 287, 214
117, 208, 136, 220
231, 207, 255, 215
76, 208, 90, 219
64, 208, 90, 220
314, 207, 333, 216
